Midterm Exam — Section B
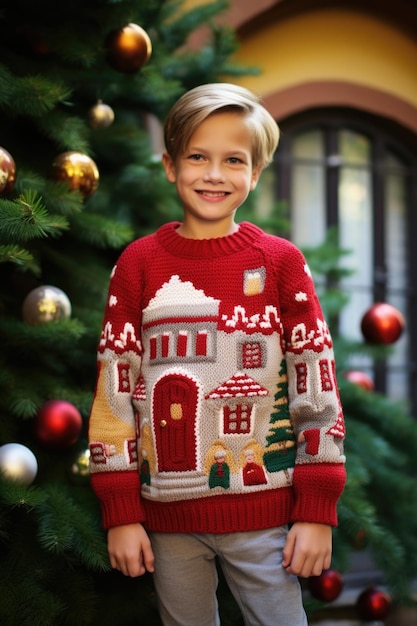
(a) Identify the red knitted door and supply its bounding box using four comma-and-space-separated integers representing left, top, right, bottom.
153, 373, 198, 471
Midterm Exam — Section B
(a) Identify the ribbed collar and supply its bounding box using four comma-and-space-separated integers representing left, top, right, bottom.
156, 221, 264, 259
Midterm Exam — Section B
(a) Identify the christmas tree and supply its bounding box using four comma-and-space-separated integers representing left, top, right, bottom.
0, 1, 250, 624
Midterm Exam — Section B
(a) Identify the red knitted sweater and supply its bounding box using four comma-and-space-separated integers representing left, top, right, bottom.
89, 221, 346, 533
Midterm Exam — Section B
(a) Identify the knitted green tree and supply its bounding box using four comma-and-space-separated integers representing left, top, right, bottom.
263, 358, 296, 473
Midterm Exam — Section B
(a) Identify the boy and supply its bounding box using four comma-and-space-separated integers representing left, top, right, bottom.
88, 83, 346, 626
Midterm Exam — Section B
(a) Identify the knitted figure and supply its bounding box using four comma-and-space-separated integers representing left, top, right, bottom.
209, 450, 230, 489
88, 83, 346, 626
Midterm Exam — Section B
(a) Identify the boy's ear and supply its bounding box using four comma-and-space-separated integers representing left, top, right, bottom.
250, 166, 262, 191
162, 152, 176, 183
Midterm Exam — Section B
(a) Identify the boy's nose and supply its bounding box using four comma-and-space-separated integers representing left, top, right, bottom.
203, 163, 225, 183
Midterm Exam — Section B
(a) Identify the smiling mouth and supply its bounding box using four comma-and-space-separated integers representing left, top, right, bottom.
197, 190, 230, 197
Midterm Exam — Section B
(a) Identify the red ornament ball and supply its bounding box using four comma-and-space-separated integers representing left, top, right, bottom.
106, 23, 152, 73
308, 569, 344, 603
353, 529, 368, 549
356, 586, 391, 621
361, 302, 405, 344
0, 146, 16, 195
344, 370, 374, 392
34, 400, 83, 449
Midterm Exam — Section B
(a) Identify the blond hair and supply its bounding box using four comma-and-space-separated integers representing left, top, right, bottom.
164, 83, 279, 170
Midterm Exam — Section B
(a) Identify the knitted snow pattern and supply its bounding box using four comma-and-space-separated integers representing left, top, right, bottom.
89, 222, 346, 532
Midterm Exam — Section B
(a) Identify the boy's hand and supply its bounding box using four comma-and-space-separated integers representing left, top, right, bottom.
108, 522, 155, 577
282, 522, 332, 578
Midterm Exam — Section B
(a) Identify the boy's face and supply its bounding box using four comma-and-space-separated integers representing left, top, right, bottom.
162, 111, 261, 237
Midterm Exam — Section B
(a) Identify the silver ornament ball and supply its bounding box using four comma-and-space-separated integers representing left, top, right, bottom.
0, 443, 38, 485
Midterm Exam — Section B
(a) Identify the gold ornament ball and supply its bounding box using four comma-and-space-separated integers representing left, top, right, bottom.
106, 23, 152, 73
70, 447, 90, 485
22, 285, 72, 325
0, 146, 16, 195
51, 151, 99, 198
88, 101, 115, 129
0, 443, 38, 485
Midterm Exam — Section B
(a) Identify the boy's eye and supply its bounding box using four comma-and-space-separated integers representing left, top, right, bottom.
189, 154, 203, 161
228, 157, 243, 164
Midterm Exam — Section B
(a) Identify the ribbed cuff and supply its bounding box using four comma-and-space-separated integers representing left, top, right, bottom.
90, 470, 146, 529
291, 462, 346, 527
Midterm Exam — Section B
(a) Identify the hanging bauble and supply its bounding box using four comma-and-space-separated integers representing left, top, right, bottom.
308, 569, 344, 603
344, 370, 374, 392
22, 285, 71, 325
361, 302, 405, 345
0, 146, 16, 196
51, 151, 99, 198
105, 23, 152, 73
356, 586, 391, 621
69, 446, 90, 485
352, 529, 367, 550
0, 443, 38, 485
88, 100, 115, 129
34, 399, 83, 449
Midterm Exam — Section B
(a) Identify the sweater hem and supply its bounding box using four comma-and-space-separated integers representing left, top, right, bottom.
142, 488, 295, 534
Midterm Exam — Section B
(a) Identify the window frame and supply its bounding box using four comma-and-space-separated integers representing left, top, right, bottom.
273, 108, 417, 414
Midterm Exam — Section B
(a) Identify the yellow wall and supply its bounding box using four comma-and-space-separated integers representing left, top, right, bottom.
232, 9, 417, 108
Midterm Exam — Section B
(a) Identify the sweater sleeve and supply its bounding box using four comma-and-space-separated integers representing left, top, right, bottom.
277, 241, 346, 526
88, 241, 146, 529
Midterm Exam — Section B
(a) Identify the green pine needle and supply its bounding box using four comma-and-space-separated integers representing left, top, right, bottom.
0, 191, 69, 242
12, 75, 73, 117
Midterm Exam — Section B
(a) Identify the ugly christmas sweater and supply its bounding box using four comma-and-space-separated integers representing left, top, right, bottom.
89, 221, 346, 533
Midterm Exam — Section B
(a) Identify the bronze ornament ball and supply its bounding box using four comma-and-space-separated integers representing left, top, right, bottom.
105, 23, 152, 73
22, 285, 71, 325
51, 151, 99, 198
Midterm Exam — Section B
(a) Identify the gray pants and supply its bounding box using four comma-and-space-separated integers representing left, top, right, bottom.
150, 526, 308, 626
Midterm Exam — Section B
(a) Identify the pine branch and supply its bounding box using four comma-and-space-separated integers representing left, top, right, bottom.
38, 484, 109, 571
12, 75, 73, 117
341, 382, 417, 467
0, 63, 13, 106
0, 478, 47, 508
0, 244, 40, 272
70, 212, 134, 249
160, 0, 229, 50
0, 191, 69, 242
37, 109, 90, 153
0, 317, 87, 352
42, 181, 86, 218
